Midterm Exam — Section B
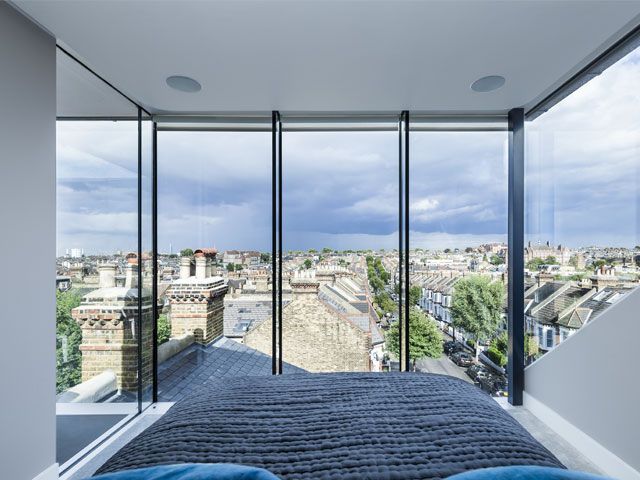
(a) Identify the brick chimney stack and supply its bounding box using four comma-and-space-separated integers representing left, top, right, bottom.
72, 259, 152, 394
290, 271, 320, 297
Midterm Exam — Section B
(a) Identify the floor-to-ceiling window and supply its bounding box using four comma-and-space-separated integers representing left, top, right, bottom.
155, 126, 273, 400
408, 122, 509, 395
55, 49, 152, 469
277, 121, 398, 373
525, 45, 640, 364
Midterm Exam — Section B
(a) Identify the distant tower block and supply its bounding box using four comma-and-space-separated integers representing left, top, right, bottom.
168, 251, 227, 344
72, 259, 153, 394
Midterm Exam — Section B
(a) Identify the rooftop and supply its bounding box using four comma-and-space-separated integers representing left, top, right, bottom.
158, 337, 305, 403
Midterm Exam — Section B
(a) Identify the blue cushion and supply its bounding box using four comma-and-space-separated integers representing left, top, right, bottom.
447, 466, 612, 480
90, 463, 281, 480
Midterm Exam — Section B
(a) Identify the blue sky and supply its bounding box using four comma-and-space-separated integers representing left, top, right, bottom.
57, 49, 640, 255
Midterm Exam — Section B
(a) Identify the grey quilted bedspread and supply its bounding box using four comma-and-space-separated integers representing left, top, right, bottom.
96, 373, 563, 479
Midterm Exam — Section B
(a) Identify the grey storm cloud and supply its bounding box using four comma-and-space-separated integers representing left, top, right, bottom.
57, 49, 640, 255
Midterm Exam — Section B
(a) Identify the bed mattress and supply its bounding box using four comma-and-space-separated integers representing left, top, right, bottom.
96, 373, 563, 479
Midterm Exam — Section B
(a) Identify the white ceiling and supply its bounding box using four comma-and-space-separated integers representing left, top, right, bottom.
13, 0, 640, 115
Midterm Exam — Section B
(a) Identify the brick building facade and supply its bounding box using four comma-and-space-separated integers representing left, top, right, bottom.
244, 274, 372, 372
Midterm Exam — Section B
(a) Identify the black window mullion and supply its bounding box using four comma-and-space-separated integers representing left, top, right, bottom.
271, 112, 278, 374
277, 114, 283, 375
507, 108, 525, 405
398, 114, 404, 371
152, 121, 158, 403
136, 107, 143, 412
403, 111, 410, 373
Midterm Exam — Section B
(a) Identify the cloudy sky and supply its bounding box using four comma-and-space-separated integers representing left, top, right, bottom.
57, 49, 640, 256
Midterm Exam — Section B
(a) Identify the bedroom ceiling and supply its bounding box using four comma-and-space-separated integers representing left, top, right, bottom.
12, 0, 640, 115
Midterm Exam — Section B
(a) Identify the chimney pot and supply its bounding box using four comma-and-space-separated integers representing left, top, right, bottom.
180, 257, 192, 279
98, 263, 117, 288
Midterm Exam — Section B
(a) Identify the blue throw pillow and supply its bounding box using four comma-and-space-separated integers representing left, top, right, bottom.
447, 466, 612, 480
91, 463, 281, 480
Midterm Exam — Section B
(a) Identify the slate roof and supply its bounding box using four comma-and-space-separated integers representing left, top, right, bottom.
224, 295, 291, 338
158, 337, 305, 402
530, 284, 592, 325
526, 282, 631, 330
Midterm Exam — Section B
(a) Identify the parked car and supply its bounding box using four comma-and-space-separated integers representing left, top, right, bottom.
479, 374, 508, 397
443, 341, 464, 355
492, 378, 508, 397
451, 351, 474, 367
466, 364, 490, 382
478, 374, 496, 394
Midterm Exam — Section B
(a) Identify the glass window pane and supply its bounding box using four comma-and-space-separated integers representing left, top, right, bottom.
156, 130, 272, 401
56, 49, 140, 469
525, 46, 640, 364
276, 130, 397, 373
409, 129, 509, 394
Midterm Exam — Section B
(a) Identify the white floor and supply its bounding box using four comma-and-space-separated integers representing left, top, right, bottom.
496, 398, 602, 474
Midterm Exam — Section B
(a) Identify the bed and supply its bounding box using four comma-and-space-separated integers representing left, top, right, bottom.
95, 373, 564, 479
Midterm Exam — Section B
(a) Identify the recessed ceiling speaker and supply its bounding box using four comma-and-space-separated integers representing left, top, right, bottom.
166, 75, 202, 93
471, 75, 506, 92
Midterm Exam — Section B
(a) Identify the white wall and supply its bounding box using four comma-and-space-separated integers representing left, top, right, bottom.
0, 3, 57, 480
525, 288, 640, 478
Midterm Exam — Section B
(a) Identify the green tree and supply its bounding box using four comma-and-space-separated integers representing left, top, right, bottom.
308, 249, 317, 254
303, 259, 313, 269
490, 331, 539, 364
525, 333, 539, 361
226, 263, 235, 272
545, 255, 559, 265
526, 257, 544, 270
157, 313, 171, 345
491, 331, 508, 355
465, 247, 474, 253
409, 285, 422, 306
374, 291, 397, 315
180, 248, 193, 257
386, 309, 443, 371
369, 276, 385, 293
56, 290, 82, 394
234, 263, 244, 271
321, 247, 333, 254
260, 252, 271, 263
451, 276, 505, 359
486, 346, 507, 367
489, 254, 504, 266
568, 255, 579, 268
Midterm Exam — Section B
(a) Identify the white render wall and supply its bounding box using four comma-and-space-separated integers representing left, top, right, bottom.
0, 3, 57, 479
525, 287, 640, 477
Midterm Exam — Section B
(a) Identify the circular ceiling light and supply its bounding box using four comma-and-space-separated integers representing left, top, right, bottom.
166, 75, 202, 93
471, 75, 505, 93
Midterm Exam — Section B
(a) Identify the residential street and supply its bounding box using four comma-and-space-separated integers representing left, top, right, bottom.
415, 355, 473, 384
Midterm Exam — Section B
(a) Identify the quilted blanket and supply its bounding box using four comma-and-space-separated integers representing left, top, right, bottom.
96, 373, 563, 479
